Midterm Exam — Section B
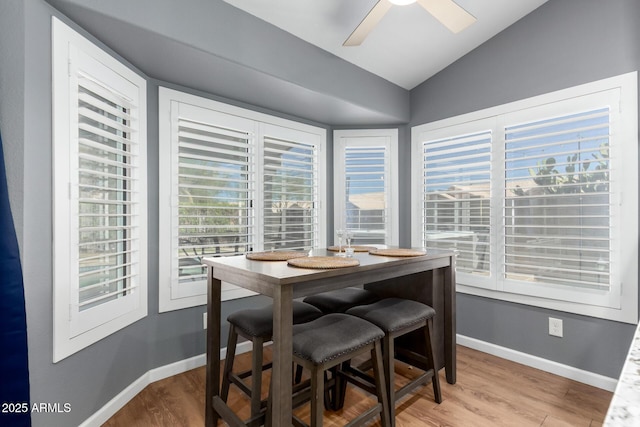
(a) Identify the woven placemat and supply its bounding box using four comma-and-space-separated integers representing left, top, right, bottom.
287, 256, 360, 269
368, 248, 427, 257
245, 251, 308, 261
327, 245, 377, 253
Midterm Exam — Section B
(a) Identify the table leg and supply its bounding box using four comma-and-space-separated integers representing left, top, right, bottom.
444, 256, 457, 384
271, 284, 294, 426
205, 271, 222, 427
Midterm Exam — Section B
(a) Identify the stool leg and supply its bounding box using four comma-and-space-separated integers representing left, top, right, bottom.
333, 361, 349, 410
424, 318, 442, 403
265, 381, 272, 427
323, 369, 334, 411
310, 366, 325, 427
382, 334, 396, 427
221, 326, 238, 402
372, 341, 391, 427
250, 337, 265, 418
295, 364, 304, 384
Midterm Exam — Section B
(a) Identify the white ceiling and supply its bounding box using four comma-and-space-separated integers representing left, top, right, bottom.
223, 0, 549, 90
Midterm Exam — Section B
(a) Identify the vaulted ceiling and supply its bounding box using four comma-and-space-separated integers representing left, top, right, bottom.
223, 0, 549, 89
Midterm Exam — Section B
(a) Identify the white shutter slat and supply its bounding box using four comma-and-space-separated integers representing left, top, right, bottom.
78, 123, 133, 147
77, 91, 132, 122
78, 75, 134, 110
79, 106, 134, 134
78, 284, 139, 308
178, 151, 248, 169
178, 139, 249, 157
79, 137, 133, 158
179, 118, 249, 141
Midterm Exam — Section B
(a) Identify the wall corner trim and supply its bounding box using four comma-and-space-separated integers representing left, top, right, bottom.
457, 334, 618, 392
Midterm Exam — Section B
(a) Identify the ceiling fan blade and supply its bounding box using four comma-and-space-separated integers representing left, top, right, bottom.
416, 0, 476, 33
343, 0, 393, 46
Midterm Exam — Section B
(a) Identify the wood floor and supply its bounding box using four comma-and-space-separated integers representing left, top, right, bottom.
103, 345, 612, 426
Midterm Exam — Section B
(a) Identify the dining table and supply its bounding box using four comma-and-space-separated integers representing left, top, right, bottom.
203, 247, 456, 427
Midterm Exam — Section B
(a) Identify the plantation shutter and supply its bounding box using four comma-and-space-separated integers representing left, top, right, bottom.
420, 129, 492, 277
261, 125, 319, 251
503, 107, 612, 291
344, 145, 388, 244
172, 108, 254, 299
61, 40, 148, 340
76, 75, 141, 314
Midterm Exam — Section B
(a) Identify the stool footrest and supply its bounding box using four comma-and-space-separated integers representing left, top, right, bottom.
345, 403, 383, 427
339, 366, 377, 396
292, 415, 307, 427
395, 370, 433, 402
228, 373, 253, 397
212, 396, 246, 427
235, 361, 272, 380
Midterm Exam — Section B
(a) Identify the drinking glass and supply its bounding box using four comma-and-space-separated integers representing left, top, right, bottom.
336, 229, 344, 255
345, 230, 354, 248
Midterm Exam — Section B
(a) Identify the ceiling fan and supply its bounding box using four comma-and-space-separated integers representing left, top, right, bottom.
344, 0, 476, 46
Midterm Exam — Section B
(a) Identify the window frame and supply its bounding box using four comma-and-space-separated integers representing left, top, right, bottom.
411, 72, 638, 323
159, 87, 327, 312
333, 129, 399, 246
52, 17, 148, 362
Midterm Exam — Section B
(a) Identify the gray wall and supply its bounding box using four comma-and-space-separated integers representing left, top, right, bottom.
0, 1, 389, 426
45, 0, 410, 127
409, 0, 640, 379
1, 0, 638, 426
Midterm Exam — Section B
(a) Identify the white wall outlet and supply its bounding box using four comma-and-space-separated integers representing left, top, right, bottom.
549, 317, 563, 337
203, 312, 207, 330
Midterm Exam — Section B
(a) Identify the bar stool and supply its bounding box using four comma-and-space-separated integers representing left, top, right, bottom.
303, 287, 379, 314
346, 298, 442, 426
288, 313, 390, 427
221, 301, 323, 420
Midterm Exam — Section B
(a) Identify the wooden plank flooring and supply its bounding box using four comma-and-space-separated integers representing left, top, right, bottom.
103, 345, 612, 426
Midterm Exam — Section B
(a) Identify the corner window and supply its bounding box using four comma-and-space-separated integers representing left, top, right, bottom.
412, 72, 638, 323
52, 18, 148, 361
333, 129, 399, 246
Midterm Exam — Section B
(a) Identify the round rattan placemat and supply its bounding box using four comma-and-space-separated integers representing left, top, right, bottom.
287, 256, 360, 269
326, 245, 376, 253
368, 248, 427, 257
245, 251, 308, 261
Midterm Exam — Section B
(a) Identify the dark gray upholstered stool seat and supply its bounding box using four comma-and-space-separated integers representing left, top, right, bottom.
302, 287, 379, 314
346, 298, 442, 426
221, 301, 322, 421
288, 313, 390, 427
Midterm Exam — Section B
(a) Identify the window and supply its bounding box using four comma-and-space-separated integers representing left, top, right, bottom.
417, 126, 492, 285
262, 124, 321, 251
412, 72, 638, 323
159, 88, 326, 312
52, 18, 147, 361
333, 129, 399, 246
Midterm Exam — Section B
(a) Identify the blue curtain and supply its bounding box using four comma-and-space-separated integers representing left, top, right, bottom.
0, 131, 31, 426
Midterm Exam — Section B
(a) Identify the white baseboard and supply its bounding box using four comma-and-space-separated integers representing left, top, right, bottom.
457, 334, 618, 392
78, 340, 253, 427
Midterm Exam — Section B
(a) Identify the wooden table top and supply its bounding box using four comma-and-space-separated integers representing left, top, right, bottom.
202, 247, 454, 286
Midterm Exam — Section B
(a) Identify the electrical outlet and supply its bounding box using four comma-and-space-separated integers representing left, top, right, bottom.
549, 317, 563, 337
203, 312, 207, 330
